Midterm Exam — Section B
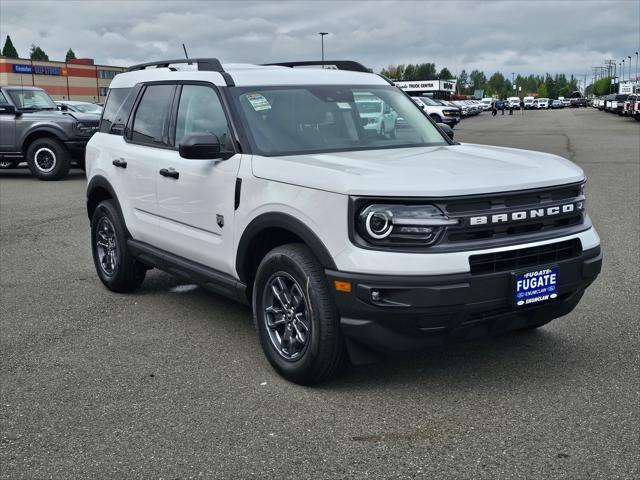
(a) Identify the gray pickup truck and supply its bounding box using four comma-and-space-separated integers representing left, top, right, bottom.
0, 86, 99, 180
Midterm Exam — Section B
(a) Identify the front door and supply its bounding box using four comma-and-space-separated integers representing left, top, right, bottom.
154, 83, 241, 276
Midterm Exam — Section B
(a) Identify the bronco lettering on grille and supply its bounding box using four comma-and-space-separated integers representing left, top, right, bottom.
468, 202, 583, 226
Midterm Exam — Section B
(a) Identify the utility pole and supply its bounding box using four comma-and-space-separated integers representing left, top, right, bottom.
318, 32, 328, 68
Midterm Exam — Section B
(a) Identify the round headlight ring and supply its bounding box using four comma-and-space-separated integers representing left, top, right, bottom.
365, 210, 393, 239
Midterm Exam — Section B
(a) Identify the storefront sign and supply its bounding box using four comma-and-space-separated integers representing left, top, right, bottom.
395, 80, 457, 92
11, 64, 63, 76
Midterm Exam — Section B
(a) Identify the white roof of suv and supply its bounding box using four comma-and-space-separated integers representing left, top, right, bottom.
110, 61, 388, 89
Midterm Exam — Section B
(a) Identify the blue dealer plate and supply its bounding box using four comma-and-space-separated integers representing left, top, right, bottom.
514, 267, 558, 307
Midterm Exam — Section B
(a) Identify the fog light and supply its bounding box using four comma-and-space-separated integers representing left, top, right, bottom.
371, 290, 381, 302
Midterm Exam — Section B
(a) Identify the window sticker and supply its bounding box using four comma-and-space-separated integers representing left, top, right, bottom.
246, 93, 271, 111
336, 102, 352, 109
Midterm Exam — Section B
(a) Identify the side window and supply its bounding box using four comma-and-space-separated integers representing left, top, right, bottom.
0, 91, 8, 105
131, 85, 174, 145
175, 85, 231, 150
100, 87, 133, 134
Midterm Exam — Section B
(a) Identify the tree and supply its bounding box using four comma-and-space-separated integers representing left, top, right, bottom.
537, 82, 548, 98
65, 48, 76, 62
487, 72, 505, 96
438, 67, 453, 80
29, 44, 49, 61
469, 70, 487, 91
2, 35, 19, 58
457, 69, 468, 93
402, 64, 416, 81
415, 63, 437, 80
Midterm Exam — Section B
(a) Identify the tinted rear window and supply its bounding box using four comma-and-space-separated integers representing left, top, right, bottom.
100, 88, 134, 134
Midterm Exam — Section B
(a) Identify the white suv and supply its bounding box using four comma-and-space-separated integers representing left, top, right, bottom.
86, 59, 602, 384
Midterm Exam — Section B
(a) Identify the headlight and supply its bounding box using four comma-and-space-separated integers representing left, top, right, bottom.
356, 204, 458, 247
74, 122, 99, 135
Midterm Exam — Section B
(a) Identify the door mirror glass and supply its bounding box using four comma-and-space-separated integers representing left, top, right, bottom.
438, 123, 454, 140
179, 133, 223, 159
0, 104, 16, 115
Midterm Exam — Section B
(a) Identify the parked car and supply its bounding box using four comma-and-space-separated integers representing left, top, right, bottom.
561, 99, 571, 108
507, 97, 521, 109
452, 100, 472, 117
480, 98, 493, 111
0, 86, 98, 177
56, 100, 103, 115
523, 96, 535, 109
411, 96, 461, 127
85, 57, 601, 384
537, 98, 550, 109
612, 94, 630, 116
551, 99, 563, 109
570, 97, 587, 108
354, 93, 398, 138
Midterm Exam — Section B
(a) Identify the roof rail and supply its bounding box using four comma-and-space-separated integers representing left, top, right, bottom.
127, 58, 235, 86
263, 60, 370, 73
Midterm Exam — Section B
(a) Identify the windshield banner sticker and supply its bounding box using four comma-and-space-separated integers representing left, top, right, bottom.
246, 93, 271, 111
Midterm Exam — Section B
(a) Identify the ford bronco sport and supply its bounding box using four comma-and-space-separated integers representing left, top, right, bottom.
86, 59, 602, 384
0, 86, 99, 179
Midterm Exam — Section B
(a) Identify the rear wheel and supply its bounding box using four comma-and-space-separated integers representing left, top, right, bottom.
26, 137, 71, 180
253, 244, 346, 384
91, 200, 146, 293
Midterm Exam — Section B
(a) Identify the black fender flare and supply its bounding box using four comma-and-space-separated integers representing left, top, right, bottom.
86, 175, 126, 229
20, 125, 69, 151
235, 212, 337, 283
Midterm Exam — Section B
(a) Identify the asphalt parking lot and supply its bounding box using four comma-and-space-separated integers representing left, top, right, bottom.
1, 108, 638, 479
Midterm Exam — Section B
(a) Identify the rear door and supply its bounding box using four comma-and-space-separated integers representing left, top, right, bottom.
153, 83, 242, 275
0, 90, 16, 150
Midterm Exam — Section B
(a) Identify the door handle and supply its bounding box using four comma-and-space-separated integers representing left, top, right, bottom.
112, 158, 127, 168
159, 168, 179, 179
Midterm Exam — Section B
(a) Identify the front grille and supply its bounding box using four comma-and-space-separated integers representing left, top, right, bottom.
468, 239, 582, 275
441, 183, 585, 245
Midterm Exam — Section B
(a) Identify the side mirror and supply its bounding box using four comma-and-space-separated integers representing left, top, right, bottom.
0, 104, 17, 115
179, 133, 223, 160
59, 104, 69, 111
438, 123, 454, 140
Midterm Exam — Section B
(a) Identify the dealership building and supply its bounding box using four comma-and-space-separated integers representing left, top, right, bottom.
0, 56, 125, 102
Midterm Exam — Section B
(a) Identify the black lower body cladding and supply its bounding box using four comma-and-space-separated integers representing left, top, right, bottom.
326, 245, 602, 363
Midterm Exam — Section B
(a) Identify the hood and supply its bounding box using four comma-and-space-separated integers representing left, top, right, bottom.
251, 143, 585, 197
17, 110, 98, 124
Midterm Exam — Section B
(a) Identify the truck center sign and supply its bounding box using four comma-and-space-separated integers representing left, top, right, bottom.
395, 80, 457, 92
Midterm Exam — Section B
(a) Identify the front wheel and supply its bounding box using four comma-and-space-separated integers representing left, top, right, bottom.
26, 137, 71, 180
91, 200, 147, 293
253, 244, 346, 384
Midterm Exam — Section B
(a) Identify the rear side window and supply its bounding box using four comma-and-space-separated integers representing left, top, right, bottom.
0, 91, 8, 105
131, 85, 174, 145
100, 88, 134, 134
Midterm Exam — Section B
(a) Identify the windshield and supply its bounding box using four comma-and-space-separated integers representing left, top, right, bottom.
233, 85, 448, 156
7, 89, 57, 110
73, 103, 103, 114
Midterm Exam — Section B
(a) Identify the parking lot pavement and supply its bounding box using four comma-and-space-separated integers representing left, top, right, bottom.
1, 109, 638, 479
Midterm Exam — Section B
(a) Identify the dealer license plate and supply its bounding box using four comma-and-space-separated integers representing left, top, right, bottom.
514, 267, 558, 307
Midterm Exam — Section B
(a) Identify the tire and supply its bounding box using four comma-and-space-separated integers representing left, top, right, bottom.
430, 114, 440, 123
26, 137, 71, 180
91, 199, 147, 293
0, 160, 19, 169
253, 243, 346, 384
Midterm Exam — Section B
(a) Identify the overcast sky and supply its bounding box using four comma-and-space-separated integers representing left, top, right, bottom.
1, 0, 639, 81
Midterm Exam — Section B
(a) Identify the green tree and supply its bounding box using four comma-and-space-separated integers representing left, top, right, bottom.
487, 72, 505, 96
537, 82, 548, 98
438, 67, 453, 80
402, 64, 416, 81
1, 35, 19, 58
65, 48, 76, 62
469, 70, 487, 91
415, 63, 437, 80
29, 44, 49, 61
457, 69, 468, 93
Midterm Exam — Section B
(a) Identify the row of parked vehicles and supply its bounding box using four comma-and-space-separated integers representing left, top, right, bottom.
591, 93, 640, 120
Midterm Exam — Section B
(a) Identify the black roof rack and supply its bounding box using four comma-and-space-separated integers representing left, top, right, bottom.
263, 60, 370, 73
127, 58, 235, 86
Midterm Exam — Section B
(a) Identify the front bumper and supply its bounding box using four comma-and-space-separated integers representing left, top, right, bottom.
326, 245, 601, 362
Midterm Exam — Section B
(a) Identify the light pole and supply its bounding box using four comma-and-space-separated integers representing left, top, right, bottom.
318, 32, 328, 68
512, 72, 515, 96
635, 52, 638, 82
622, 59, 625, 82
628, 55, 632, 82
